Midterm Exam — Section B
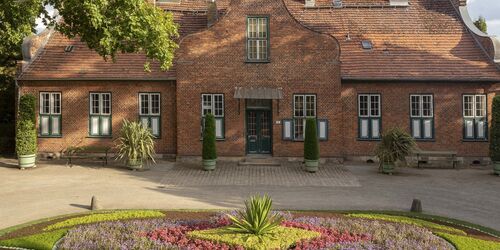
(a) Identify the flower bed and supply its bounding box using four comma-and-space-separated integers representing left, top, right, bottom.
1, 210, 499, 250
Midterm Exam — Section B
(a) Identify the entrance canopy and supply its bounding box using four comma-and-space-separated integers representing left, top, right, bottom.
234, 87, 283, 100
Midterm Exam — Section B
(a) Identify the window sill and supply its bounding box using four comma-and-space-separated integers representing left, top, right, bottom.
38, 135, 62, 138
414, 139, 435, 142
86, 136, 113, 139
245, 60, 271, 64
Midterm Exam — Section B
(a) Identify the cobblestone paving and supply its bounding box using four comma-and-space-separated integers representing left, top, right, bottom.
159, 163, 360, 187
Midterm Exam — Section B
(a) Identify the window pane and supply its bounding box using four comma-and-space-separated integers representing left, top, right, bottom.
294, 118, 304, 140
465, 119, 474, 138
202, 94, 212, 116
371, 119, 380, 138
359, 95, 368, 117
101, 116, 110, 135
476, 119, 486, 138
52, 116, 60, 135
248, 40, 257, 60
319, 121, 327, 139
215, 118, 223, 138
214, 95, 224, 117
91, 117, 100, 135
141, 117, 149, 128
423, 119, 432, 138
248, 18, 256, 38
370, 95, 380, 117
422, 95, 432, 117
151, 117, 160, 136
259, 18, 267, 38
151, 94, 160, 115
102, 94, 111, 115
283, 120, 292, 139
52, 93, 61, 114
475, 95, 486, 117
412, 119, 421, 138
140, 94, 149, 115
40, 116, 50, 135
463, 95, 473, 117
360, 119, 369, 138
258, 40, 267, 60
41, 93, 50, 114
294, 95, 304, 117
411, 95, 421, 117
91, 94, 100, 115
305, 95, 316, 117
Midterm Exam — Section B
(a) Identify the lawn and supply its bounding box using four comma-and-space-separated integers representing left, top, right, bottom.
0, 209, 499, 250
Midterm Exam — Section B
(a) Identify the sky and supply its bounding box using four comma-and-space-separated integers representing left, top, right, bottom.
36, 0, 499, 36
467, 0, 500, 36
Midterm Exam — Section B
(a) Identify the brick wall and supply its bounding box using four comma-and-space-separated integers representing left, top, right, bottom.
175, 0, 342, 157
341, 81, 493, 157
18, 80, 177, 154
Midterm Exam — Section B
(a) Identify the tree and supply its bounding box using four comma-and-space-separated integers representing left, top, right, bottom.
490, 96, 500, 162
474, 16, 488, 34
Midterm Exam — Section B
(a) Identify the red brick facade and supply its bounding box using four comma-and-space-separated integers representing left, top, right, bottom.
15, 0, 500, 160
19, 81, 177, 155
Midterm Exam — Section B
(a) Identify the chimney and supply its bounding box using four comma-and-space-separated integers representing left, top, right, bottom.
305, 0, 315, 7
207, 0, 218, 27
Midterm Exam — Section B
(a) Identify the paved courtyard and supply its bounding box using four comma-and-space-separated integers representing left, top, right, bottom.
0, 158, 499, 231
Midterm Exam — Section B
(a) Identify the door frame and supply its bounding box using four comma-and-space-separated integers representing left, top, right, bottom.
245, 100, 273, 155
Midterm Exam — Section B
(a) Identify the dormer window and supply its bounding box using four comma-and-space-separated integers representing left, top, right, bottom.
361, 40, 373, 50
246, 16, 269, 62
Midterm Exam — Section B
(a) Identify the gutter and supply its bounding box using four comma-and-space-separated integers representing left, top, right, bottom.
342, 77, 500, 83
17, 77, 177, 82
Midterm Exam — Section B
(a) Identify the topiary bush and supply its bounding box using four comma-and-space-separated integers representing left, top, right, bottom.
202, 113, 217, 160
489, 96, 500, 162
304, 118, 319, 160
16, 94, 37, 156
18, 94, 36, 124
16, 120, 37, 155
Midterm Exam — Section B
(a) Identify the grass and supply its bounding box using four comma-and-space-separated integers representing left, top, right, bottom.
0, 229, 67, 250
348, 213, 466, 235
44, 210, 165, 231
188, 226, 320, 250
436, 232, 500, 250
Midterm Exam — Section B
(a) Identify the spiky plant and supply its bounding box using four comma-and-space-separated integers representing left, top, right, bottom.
115, 120, 156, 164
226, 195, 283, 236
375, 127, 416, 168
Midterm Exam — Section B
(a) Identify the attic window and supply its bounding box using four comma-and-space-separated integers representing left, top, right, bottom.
64, 45, 75, 53
361, 40, 373, 50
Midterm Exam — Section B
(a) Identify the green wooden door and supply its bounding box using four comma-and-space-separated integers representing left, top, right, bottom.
246, 110, 272, 154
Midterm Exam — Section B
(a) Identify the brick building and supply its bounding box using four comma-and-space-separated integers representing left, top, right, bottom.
17, 0, 500, 162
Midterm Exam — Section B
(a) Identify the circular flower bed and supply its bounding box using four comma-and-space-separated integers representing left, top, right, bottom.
57, 212, 453, 250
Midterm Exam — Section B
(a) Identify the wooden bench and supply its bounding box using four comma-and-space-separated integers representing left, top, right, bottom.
415, 150, 459, 169
63, 146, 111, 167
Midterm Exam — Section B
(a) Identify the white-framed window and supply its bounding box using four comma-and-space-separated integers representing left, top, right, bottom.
358, 94, 381, 140
410, 94, 434, 139
463, 94, 487, 140
89, 93, 112, 137
201, 94, 224, 139
293, 94, 316, 140
247, 17, 269, 61
39, 92, 61, 136
139, 93, 161, 138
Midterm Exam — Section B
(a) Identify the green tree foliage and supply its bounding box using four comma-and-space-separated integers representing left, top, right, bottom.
46, 0, 179, 71
474, 16, 488, 34
375, 127, 416, 165
202, 114, 217, 160
490, 96, 500, 161
16, 94, 37, 156
304, 118, 319, 160
18, 94, 36, 124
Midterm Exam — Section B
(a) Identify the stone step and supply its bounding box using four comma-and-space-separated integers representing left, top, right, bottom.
238, 157, 281, 166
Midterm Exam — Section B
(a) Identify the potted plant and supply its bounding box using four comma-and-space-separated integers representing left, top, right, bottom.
375, 127, 416, 175
16, 94, 37, 169
304, 118, 320, 173
490, 95, 500, 176
116, 120, 156, 170
202, 113, 217, 171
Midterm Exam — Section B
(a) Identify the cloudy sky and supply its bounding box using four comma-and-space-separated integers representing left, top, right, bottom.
467, 0, 500, 36
36, 0, 499, 36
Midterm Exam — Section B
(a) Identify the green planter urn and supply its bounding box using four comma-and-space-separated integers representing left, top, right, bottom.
382, 162, 395, 175
305, 160, 319, 173
128, 158, 143, 171
203, 159, 216, 171
494, 162, 500, 176
18, 154, 36, 169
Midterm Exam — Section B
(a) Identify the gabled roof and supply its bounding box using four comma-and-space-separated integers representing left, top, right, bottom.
18, 0, 500, 81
